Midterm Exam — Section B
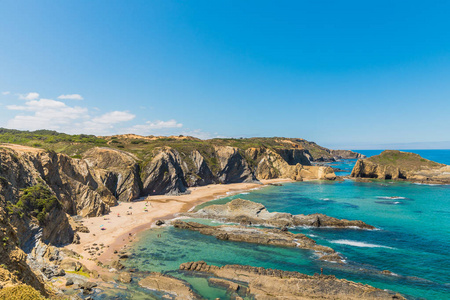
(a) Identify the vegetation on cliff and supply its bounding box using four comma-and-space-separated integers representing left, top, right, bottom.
351, 150, 450, 183
0, 284, 46, 300
365, 150, 443, 170
0, 128, 337, 163
9, 184, 61, 224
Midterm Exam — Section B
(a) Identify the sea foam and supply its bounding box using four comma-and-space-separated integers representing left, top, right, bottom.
330, 239, 394, 249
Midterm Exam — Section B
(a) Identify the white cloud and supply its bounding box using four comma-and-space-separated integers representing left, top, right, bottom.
4, 91, 205, 137
2, 91, 10, 95
128, 119, 183, 135
92, 111, 136, 124
180, 129, 223, 140
19, 92, 40, 100
7, 99, 88, 131
58, 94, 84, 100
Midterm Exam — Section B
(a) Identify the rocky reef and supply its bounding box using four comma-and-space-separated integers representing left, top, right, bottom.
184, 198, 375, 229
351, 150, 450, 184
138, 272, 202, 299
179, 261, 406, 299
173, 220, 343, 262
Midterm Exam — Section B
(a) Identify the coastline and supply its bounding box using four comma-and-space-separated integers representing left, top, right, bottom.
64, 178, 294, 274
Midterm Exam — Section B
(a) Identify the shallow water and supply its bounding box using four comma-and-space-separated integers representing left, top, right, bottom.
121, 150, 450, 300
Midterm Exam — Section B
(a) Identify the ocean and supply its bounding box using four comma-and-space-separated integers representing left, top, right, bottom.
109, 150, 450, 299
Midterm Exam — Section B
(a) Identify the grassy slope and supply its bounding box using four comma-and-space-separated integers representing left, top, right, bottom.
367, 150, 444, 170
0, 128, 333, 170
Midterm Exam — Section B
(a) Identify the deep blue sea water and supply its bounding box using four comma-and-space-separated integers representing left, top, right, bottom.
120, 150, 450, 300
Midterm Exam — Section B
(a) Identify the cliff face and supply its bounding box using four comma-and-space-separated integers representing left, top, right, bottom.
331, 149, 366, 159
142, 148, 189, 195
83, 147, 141, 203
0, 145, 112, 217
246, 147, 336, 181
351, 150, 450, 184
0, 188, 47, 296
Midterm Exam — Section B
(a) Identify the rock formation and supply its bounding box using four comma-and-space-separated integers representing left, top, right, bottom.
83, 147, 141, 202
0, 145, 112, 217
331, 149, 366, 159
215, 146, 257, 183
141, 148, 189, 195
246, 147, 336, 181
351, 150, 450, 184
0, 192, 48, 297
179, 261, 406, 300
138, 272, 202, 299
185, 199, 375, 229
173, 220, 342, 262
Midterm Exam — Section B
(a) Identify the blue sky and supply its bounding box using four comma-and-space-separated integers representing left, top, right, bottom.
0, 1, 449, 149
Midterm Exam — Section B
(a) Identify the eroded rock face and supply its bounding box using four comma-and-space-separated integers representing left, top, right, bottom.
215, 146, 257, 183
351, 150, 450, 184
0, 197, 47, 297
0, 146, 111, 217
246, 148, 336, 181
186, 150, 215, 186
185, 199, 375, 229
83, 147, 141, 202
173, 220, 341, 262
138, 272, 201, 299
331, 150, 366, 159
142, 148, 189, 195
179, 261, 406, 300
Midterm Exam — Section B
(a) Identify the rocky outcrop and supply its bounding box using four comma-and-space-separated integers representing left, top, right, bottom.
138, 272, 202, 299
331, 150, 366, 159
179, 261, 406, 300
0, 197, 48, 296
246, 147, 336, 181
351, 150, 450, 184
215, 146, 256, 183
186, 150, 215, 186
173, 220, 342, 262
185, 199, 375, 229
141, 148, 189, 195
0, 145, 112, 217
83, 147, 141, 202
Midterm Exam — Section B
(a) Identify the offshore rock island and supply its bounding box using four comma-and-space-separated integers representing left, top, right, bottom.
350, 150, 450, 184
1, 129, 447, 298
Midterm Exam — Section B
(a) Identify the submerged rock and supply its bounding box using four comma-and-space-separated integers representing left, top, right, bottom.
185, 199, 375, 229
179, 261, 406, 300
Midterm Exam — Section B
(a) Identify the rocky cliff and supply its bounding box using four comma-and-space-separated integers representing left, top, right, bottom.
0, 184, 48, 296
351, 150, 450, 184
331, 149, 366, 159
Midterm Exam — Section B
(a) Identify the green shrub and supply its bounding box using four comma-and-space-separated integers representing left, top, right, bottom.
14, 184, 61, 224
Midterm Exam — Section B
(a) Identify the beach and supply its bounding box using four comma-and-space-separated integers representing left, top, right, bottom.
65, 179, 293, 273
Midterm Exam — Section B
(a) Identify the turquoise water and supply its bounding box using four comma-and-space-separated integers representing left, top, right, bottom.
123, 150, 450, 300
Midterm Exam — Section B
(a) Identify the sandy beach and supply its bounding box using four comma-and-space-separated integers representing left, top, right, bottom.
65, 179, 293, 273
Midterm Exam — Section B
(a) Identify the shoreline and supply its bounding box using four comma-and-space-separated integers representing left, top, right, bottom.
64, 178, 294, 274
